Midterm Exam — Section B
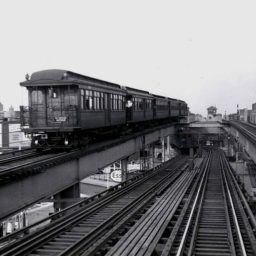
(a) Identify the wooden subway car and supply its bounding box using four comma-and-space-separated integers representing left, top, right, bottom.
20, 69, 188, 148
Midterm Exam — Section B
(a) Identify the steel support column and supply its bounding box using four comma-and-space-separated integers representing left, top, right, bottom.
121, 157, 128, 182
54, 183, 80, 211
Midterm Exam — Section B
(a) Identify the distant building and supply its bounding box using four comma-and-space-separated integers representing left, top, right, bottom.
0, 102, 4, 120
4, 106, 20, 121
249, 103, 256, 124
250, 112, 256, 124
239, 108, 249, 122
228, 113, 238, 121
207, 106, 222, 121
188, 113, 204, 122
252, 103, 256, 112
0, 120, 30, 151
188, 112, 196, 122
207, 106, 217, 117
195, 114, 203, 122
216, 113, 222, 121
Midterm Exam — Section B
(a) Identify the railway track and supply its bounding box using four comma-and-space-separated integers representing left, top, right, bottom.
0, 123, 177, 185
247, 160, 256, 187
0, 148, 36, 161
161, 149, 256, 256
1, 149, 255, 255
0, 156, 190, 256
89, 150, 256, 256
0, 150, 71, 184
230, 121, 256, 142
0, 149, 49, 165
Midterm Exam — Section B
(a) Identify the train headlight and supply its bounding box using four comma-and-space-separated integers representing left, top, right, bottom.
64, 139, 69, 146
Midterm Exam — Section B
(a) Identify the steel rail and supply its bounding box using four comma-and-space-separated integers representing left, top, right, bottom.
175, 151, 212, 256
160, 165, 206, 256
219, 155, 236, 256
184, 150, 242, 256
235, 120, 256, 132
221, 151, 256, 232
0, 123, 178, 182
83, 167, 199, 255
29, 162, 185, 256
0, 148, 35, 160
62, 163, 194, 256
140, 168, 200, 256
185, 153, 214, 256
0, 157, 182, 244
0, 151, 74, 177
0, 157, 187, 256
221, 162, 247, 256
104, 169, 196, 256
0, 150, 51, 165
220, 152, 256, 254
230, 121, 256, 142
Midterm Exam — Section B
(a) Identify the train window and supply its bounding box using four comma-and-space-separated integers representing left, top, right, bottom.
133, 98, 143, 111
139, 99, 143, 110
31, 89, 44, 104
118, 95, 122, 110
113, 95, 116, 110
118, 95, 120, 110
122, 96, 125, 110
115, 95, 118, 110
110, 94, 113, 110
97, 92, 100, 110
104, 94, 108, 109
53, 91, 57, 98
122, 96, 125, 109
93, 91, 100, 110
81, 89, 85, 109
110, 94, 119, 111
100, 93, 104, 110
126, 99, 133, 108
48, 87, 59, 99
148, 100, 152, 109
134, 98, 137, 110
85, 90, 93, 110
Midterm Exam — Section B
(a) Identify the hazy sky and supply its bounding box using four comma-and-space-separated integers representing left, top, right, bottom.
1, 0, 256, 116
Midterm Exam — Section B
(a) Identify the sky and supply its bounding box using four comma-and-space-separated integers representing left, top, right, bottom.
0, 0, 256, 116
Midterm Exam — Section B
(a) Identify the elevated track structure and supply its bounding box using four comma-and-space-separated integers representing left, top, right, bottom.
0, 124, 178, 220
228, 121, 256, 164
1, 149, 256, 256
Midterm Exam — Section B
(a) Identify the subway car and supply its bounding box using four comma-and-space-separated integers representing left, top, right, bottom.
20, 69, 188, 148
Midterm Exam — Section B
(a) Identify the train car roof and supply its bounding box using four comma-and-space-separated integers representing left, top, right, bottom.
178, 100, 187, 104
151, 94, 169, 100
123, 86, 152, 97
20, 69, 122, 90
168, 97, 179, 101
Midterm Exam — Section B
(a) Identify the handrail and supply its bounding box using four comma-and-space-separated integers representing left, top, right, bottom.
221, 156, 247, 256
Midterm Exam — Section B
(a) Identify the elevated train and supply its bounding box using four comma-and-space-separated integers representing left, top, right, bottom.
20, 70, 188, 148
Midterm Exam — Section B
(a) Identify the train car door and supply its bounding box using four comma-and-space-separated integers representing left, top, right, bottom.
125, 95, 133, 122
63, 86, 78, 126
47, 86, 64, 127
29, 87, 47, 127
